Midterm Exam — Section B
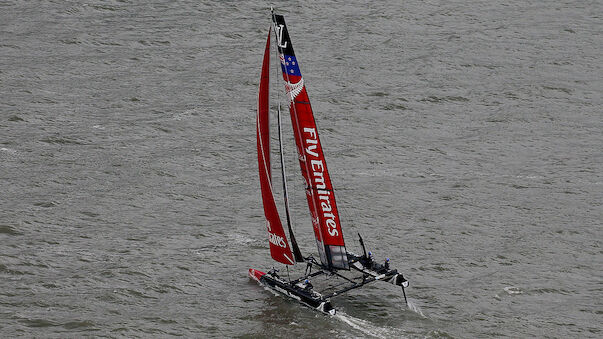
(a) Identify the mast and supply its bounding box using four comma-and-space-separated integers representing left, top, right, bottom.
271, 12, 349, 270
257, 27, 295, 265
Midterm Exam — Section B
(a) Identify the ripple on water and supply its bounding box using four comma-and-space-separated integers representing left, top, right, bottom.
0, 224, 22, 236
19, 318, 59, 328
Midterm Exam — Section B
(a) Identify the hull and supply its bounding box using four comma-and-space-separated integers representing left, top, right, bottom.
248, 268, 336, 315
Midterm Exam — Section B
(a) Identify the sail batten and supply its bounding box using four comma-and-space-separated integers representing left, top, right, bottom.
271, 14, 348, 270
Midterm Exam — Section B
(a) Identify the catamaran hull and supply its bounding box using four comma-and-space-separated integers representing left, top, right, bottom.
248, 268, 336, 315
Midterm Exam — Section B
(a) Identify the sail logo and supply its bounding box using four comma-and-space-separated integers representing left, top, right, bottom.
266, 220, 286, 248
269, 232, 287, 248
304, 127, 319, 157
275, 24, 287, 49
285, 77, 304, 101
304, 128, 339, 237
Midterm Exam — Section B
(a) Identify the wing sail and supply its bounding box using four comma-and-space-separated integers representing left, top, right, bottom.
272, 14, 348, 270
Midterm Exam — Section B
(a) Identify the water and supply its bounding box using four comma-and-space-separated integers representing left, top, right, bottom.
1, 0, 601, 337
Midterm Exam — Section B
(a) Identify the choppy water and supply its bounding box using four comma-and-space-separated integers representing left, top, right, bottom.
1, 0, 601, 337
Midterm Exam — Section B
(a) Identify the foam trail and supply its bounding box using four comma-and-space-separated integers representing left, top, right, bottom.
334, 311, 405, 339
405, 299, 426, 318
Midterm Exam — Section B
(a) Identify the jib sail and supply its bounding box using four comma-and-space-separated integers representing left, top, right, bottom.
257, 28, 295, 265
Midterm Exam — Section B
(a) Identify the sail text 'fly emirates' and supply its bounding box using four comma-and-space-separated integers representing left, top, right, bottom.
303, 127, 339, 237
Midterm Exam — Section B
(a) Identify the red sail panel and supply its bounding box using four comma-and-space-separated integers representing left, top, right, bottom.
272, 14, 348, 269
257, 28, 295, 266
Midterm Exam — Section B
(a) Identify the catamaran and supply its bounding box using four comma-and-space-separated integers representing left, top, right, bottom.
249, 9, 409, 316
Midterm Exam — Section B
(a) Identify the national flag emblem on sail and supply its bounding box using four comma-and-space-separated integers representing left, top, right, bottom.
280, 54, 301, 76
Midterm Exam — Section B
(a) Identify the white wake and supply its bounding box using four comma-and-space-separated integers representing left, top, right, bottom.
406, 299, 426, 318
333, 297, 427, 338
334, 312, 399, 339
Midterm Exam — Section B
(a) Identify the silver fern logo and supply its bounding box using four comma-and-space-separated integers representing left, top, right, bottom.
285, 78, 304, 101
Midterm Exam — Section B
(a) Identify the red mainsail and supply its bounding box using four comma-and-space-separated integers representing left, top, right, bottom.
257, 29, 295, 265
272, 14, 348, 269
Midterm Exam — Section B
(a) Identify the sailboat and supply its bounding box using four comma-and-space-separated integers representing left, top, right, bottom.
249, 9, 409, 316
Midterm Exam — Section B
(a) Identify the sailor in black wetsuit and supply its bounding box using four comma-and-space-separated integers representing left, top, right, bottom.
360, 251, 374, 268
304, 279, 313, 291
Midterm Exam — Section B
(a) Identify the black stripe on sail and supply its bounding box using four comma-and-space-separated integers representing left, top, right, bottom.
272, 14, 295, 56
288, 223, 304, 263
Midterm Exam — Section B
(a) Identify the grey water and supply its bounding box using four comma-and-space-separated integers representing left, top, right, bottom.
1, 0, 601, 337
